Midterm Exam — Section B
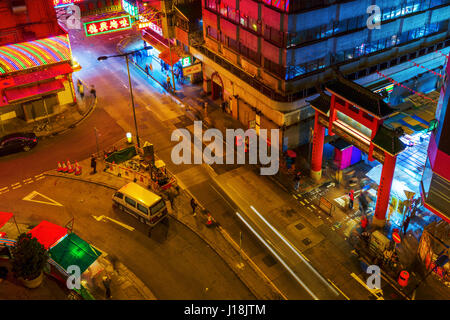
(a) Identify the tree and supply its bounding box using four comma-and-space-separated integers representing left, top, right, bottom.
11, 233, 48, 281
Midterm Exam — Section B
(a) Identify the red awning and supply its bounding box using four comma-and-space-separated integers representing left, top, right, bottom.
159, 48, 181, 66
28, 220, 68, 250
0, 212, 13, 229
5, 79, 64, 103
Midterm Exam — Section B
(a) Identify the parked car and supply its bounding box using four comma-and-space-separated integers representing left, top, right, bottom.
0, 132, 38, 156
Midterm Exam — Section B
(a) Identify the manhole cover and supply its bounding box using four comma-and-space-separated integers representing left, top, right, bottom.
302, 237, 312, 246
262, 255, 277, 267
295, 223, 305, 231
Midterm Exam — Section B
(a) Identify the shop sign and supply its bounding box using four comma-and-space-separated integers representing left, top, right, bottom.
84, 16, 132, 37
181, 56, 192, 68
182, 63, 202, 76
53, 0, 82, 6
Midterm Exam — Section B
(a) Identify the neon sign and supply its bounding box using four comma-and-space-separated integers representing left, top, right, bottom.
53, 0, 83, 7
84, 16, 132, 37
122, 0, 139, 18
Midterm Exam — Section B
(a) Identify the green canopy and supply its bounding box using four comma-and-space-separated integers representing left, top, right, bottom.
49, 233, 101, 274
105, 146, 136, 164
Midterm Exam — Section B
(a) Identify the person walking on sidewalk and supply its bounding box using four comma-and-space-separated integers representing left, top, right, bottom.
91, 154, 97, 174
293, 172, 301, 191
348, 189, 354, 209
166, 75, 172, 91
90, 85, 96, 99
102, 276, 112, 299
167, 189, 176, 210
190, 198, 197, 216
78, 80, 84, 99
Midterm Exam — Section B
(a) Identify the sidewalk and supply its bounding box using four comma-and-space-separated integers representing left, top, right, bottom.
0, 220, 156, 300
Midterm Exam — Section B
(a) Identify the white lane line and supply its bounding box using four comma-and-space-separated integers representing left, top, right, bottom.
35, 174, 44, 178
11, 182, 20, 187
299, 201, 305, 206
236, 211, 319, 300
23, 178, 32, 183
22, 191, 63, 206
307, 207, 312, 211
12, 185, 22, 190
0, 187, 8, 191
311, 204, 317, 210
36, 176, 46, 181
25, 181, 34, 185
304, 199, 309, 204
250, 206, 339, 296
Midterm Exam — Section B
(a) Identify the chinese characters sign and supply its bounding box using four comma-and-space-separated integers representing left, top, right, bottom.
83, 16, 132, 37
53, 0, 83, 6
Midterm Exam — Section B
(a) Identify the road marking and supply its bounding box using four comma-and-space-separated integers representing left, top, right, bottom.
35, 174, 44, 178
25, 181, 34, 185
350, 272, 384, 300
327, 278, 350, 300
12, 185, 22, 190
299, 201, 305, 206
0, 190, 9, 195
11, 182, 20, 187
22, 191, 63, 206
311, 204, 317, 210
293, 195, 298, 199
36, 176, 46, 181
92, 215, 134, 231
23, 178, 32, 183
307, 207, 312, 211
304, 199, 309, 204
0, 187, 8, 191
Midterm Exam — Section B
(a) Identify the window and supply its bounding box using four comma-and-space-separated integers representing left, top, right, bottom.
137, 203, 148, 215
205, 0, 218, 12
11, 0, 27, 14
125, 197, 136, 207
114, 192, 124, 199
207, 26, 218, 40
150, 200, 165, 215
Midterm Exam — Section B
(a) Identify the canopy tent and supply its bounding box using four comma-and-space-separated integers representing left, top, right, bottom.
49, 233, 101, 274
105, 145, 136, 164
28, 220, 68, 250
0, 212, 13, 229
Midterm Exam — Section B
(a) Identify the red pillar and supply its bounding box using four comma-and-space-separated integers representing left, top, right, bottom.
373, 152, 397, 226
310, 111, 325, 182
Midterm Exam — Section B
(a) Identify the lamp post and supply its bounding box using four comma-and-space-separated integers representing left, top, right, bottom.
98, 48, 150, 148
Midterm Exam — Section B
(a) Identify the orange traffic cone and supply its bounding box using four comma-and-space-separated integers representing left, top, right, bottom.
62, 162, 68, 173
57, 162, 63, 172
75, 161, 82, 175
67, 160, 74, 174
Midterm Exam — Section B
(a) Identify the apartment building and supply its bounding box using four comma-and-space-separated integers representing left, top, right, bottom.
192, 0, 450, 149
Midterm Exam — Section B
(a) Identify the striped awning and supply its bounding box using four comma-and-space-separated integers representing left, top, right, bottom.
0, 35, 72, 74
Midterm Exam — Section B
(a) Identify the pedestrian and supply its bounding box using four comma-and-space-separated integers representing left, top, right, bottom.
168, 189, 175, 210
91, 154, 97, 174
149, 63, 153, 74
348, 189, 354, 209
166, 75, 172, 90
145, 64, 149, 75
79, 82, 84, 99
190, 198, 197, 216
293, 172, 301, 191
358, 190, 368, 214
90, 85, 96, 99
102, 276, 112, 299
403, 215, 411, 235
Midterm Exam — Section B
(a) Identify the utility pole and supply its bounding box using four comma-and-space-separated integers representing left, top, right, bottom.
167, 38, 176, 91
125, 55, 141, 148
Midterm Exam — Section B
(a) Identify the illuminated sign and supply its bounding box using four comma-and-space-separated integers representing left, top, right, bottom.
141, 21, 163, 36
53, 0, 83, 6
181, 57, 192, 68
122, 0, 138, 17
183, 63, 202, 76
84, 16, 132, 37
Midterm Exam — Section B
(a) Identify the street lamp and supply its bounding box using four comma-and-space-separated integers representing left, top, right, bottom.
97, 47, 151, 148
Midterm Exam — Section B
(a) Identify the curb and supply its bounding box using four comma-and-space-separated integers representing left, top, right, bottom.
46, 169, 281, 299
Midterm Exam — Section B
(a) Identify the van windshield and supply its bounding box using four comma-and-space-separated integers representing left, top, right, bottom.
150, 200, 165, 215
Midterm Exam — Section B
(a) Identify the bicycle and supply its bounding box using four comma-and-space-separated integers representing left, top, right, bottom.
33, 121, 50, 132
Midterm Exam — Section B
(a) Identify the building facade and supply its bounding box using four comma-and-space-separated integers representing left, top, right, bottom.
0, 0, 76, 124
193, 0, 450, 149
420, 58, 450, 223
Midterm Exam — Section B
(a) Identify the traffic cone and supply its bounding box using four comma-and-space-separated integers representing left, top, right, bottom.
67, 160, 74, 174
62, 162, 68, 173
57, 162, 63, 172
75, 161, 82, 175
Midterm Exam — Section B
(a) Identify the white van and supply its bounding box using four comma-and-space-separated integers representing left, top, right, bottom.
112, 182, 167, 227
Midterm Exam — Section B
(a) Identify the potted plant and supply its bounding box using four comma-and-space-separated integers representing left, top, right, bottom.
11, 233, 48, 288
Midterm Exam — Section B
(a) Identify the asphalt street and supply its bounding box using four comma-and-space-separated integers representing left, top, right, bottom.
0, 175, 256, 299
